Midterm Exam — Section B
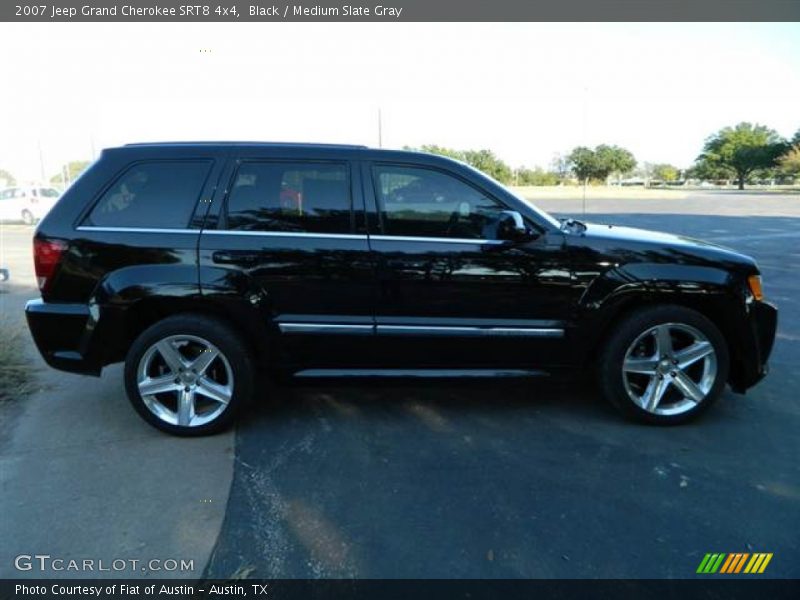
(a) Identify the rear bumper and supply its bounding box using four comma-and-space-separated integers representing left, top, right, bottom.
729, 300, 777, 393
25, 299, 102, 376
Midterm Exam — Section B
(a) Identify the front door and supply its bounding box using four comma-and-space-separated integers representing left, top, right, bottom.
365, 162, 574, 370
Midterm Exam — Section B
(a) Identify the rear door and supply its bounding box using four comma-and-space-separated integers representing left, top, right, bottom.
199, 153, 378, 369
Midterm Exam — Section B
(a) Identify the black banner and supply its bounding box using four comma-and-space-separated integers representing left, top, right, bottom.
3, 579, 800, 600
4, 0, 800, 22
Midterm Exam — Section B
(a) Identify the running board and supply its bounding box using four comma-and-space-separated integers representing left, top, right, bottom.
292, 368, 549, 379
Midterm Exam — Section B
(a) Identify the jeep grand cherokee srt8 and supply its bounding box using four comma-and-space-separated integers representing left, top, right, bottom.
25, 142, 777, 435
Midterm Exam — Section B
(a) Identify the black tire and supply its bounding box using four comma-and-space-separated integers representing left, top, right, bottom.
124, 314, 254, 436
598, 305, 729, 425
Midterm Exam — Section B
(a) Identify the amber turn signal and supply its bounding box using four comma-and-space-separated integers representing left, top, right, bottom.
747, 275, 764, 301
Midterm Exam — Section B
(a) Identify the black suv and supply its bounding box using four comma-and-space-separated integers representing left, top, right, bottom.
26, 142, 777, 435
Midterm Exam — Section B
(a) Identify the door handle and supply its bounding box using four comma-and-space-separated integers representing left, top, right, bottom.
212, 251, 261, 266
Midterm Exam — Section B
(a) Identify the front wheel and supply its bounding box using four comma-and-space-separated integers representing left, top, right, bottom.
124, 314, 254, 436
598, 305, 729, 425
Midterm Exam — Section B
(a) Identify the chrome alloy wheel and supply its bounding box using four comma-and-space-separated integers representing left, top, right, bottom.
136, 334, 234, 427
622, 323, 718, 416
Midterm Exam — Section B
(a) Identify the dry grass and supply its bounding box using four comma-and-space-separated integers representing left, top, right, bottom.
0, 318, 33, 403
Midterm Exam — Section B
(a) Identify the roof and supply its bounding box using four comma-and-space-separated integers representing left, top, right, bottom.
123, 141, 369, 150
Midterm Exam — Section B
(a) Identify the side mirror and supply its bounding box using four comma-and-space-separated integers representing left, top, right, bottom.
496, 210, 536, 243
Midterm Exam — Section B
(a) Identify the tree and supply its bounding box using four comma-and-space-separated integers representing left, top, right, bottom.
462, 149, 513, 184
696, 122, 786, 190
516, 166, 559, 186
567, 146, 599, 183
0, 168, 15, 187
594, 145, 636, 181
566, 144, 636, 184
778, 146, 800, 177
50, 160, 91, 186
651, 163, 680, 183
550, 153, 571, 183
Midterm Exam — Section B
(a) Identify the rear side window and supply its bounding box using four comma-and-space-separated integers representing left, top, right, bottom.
85, 161, 211, 228
225, 162, 351, 233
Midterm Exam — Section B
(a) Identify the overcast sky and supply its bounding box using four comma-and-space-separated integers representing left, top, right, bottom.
1, 22, 799, 182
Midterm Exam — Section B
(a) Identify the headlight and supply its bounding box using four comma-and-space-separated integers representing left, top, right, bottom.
747, 274, 764, 301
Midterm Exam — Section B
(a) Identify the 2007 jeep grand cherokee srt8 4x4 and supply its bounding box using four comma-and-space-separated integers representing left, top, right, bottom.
26, 142, 777, 435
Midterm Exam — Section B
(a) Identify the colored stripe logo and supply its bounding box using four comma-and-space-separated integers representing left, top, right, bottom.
696, 552, 773, 574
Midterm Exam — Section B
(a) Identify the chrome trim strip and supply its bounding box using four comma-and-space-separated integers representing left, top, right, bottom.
376, 325, 564, 338
369, 235, 504, 245
76, 227, 504, 245
77, 226, 199, 234
279, 323, 374, 334
203, 230, 368, 240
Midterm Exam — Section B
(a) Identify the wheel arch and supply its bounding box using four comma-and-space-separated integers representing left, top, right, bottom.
576, 264, 748, 387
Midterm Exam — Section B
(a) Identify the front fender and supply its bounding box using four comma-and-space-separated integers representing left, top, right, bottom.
572, 262, 745, 365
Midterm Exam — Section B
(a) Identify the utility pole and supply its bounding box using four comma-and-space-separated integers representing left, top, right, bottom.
377, 108, 383, 148
38, 141, 46, 182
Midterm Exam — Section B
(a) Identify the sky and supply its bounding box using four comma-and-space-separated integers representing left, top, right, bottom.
1, 22, 799, 182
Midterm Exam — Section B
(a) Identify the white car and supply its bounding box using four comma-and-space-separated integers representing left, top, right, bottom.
0, 185, 60, 224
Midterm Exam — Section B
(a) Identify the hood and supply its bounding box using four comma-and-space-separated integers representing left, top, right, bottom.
577, 222, 758, 271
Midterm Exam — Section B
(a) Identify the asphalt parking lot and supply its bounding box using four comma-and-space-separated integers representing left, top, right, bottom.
1, 191, 798, 579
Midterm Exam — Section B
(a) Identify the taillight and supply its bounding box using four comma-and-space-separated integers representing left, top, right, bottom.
33, 238, 67, 293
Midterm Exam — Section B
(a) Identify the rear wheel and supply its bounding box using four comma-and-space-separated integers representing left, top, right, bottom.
124, 314, 254, 436
21, 210, 34, 225
598, 305, 729, 424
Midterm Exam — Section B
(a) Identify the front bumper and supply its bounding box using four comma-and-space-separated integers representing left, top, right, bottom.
729, 299, 777, 393
25, 299, 102, 376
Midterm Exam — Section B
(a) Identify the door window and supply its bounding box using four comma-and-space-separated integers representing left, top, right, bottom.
372, 165, 509, 239
225, 162, 351, 234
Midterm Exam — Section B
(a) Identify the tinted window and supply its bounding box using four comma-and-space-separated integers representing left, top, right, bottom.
226, 162, 351, 233
86, 161, 211, 228
373, 165, 508, 239
39, 188, 59, 198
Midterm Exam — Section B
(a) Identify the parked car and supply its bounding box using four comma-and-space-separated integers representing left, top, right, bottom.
0, 185, 60, 224
25, 142, 777, 435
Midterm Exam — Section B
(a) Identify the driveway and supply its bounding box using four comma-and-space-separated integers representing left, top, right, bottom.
0, 226, 235, 579
2, 191, 799, 579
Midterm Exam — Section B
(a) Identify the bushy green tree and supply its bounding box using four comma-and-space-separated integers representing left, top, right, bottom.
778, 146, 800, 177
411, 145, 514, 184
462, 149, 513, 184
516, 167, 559, 186
566, 147, 598, 183
595, 145, 636, 181
696, 123, 786, 190
651, 164, 680, 182
567, 145, 636, 183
